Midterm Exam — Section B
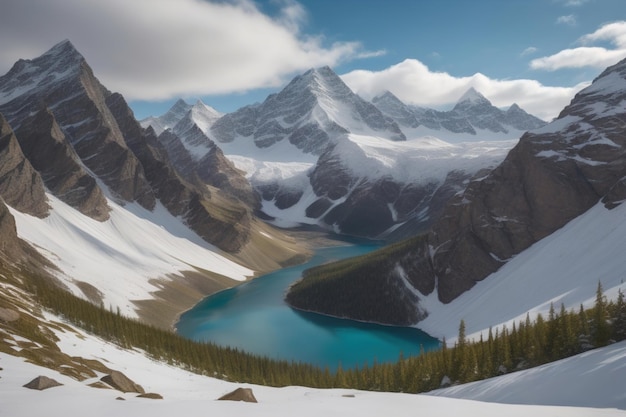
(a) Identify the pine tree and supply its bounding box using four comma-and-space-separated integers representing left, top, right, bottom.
613, 289, 626, 342
592, 281, 611, 347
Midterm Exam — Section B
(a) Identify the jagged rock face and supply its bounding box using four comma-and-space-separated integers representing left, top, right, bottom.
106, 93, 251, 253
373, 89, 546, 137
196, 144, 260, 209
143, 99, 260, 209
0, 40, 155, 210
428, 58, 626, 303
304, 139, 498, 239
211, 66, 405, 154
0, 114, 48, 217
307, 145, 434, 237
15, 108, 110, 221
0, 198, 21, 259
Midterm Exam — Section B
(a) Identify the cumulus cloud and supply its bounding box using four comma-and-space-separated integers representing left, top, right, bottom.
0, 0, 372, 100
556, 15, 577, 26
530, 21, 626, 71
341, 59, 588, 121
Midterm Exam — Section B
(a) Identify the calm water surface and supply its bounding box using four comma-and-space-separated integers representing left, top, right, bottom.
176, 242, 440, 370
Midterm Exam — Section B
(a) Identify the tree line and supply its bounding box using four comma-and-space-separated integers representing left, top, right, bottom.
25, 269, 626, 393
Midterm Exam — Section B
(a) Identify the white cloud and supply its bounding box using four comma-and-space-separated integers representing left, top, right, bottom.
521, 47, 538, 56
556, 15, 577, 26
0, 0, 373, 101
341, 59, 588, 121
559, 0, 589, 6
530, 21, 626, 71
580, 21, 626, 49
530, 47, 626, 70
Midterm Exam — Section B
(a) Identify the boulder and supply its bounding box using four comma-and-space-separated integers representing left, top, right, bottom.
23, 375, 62, 390
217, 387, 258, 403
137, 392, 163, 399
100, 370, 145, 394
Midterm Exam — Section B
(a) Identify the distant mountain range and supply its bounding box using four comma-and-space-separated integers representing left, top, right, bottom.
143, 66, 543, 239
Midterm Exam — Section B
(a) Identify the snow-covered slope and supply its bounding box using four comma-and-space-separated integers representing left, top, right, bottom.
261, 134, 515, 230
9, 193, 253, 319
415, 201, 626, 343
430, 339, 626, 410
1, 316, 625, 417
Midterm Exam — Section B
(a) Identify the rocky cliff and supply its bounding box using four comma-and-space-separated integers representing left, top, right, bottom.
0, 40, 155, 211
0, 114, 49, 218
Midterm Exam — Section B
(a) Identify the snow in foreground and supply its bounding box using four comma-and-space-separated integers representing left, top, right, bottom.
430, 340, 626, 410
416, 201, 626, 343
1, 316, 625, 417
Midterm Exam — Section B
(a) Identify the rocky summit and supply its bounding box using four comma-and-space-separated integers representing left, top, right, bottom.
0, 40, 264, 254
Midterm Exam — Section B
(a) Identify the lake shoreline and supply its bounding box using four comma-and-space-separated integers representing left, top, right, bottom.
176, 243, 440, 371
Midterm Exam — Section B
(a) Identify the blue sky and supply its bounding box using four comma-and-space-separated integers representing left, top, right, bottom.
1, 0, 626, 121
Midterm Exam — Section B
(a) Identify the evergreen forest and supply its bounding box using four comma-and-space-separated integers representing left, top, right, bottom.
13, 268, 626, 393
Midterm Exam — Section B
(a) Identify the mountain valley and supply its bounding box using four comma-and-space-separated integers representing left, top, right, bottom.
0, 38, 626, 416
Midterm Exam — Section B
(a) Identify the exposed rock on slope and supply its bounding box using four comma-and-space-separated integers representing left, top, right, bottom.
0, 113, 48, 218
430, 57, 626, 303
106, 92, 252, 253
0, 40, 155, 211
211, 66, 405, 153
141, 99, 260, 209
15, 108, 110, 221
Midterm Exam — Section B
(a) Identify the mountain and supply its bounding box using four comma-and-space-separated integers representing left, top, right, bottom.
211, 66, 406, 152
372, 89, 546, 141
0, 40, 260, 252
286, 56, 626, 325
146, 68, 525, 238
0, 40, 156, 210
0, 40, 309, 327
141, 100, 259, 209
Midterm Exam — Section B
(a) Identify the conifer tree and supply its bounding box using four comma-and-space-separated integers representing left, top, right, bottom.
592, 281, 611, 347
613, 289, 626, 342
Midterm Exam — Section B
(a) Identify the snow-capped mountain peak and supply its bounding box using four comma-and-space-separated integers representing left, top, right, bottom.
189, 99, 222, 135
0, 40, 85, 113
140, 98, 191, 136
454, 87, 491, 109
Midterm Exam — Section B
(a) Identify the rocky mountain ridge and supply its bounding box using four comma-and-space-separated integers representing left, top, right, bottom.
0, 40, 310, 326
146, 67, 533, 239
0, 40, 262, 253
373, 88, 546, 140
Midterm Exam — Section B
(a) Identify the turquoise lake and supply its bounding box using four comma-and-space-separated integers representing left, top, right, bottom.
176, 242, 440, 370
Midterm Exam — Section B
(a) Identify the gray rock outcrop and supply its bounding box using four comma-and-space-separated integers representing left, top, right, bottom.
23, 375, 63, 390
218, 387, 258, 403
0, 114, 48, 217
100, 370, 145, 394
15, 108, 110, 220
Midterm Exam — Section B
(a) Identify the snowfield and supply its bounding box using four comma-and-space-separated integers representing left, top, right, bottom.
8, 194, 253, 318
415, 201, 626, 344
1, 315, 624, 417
